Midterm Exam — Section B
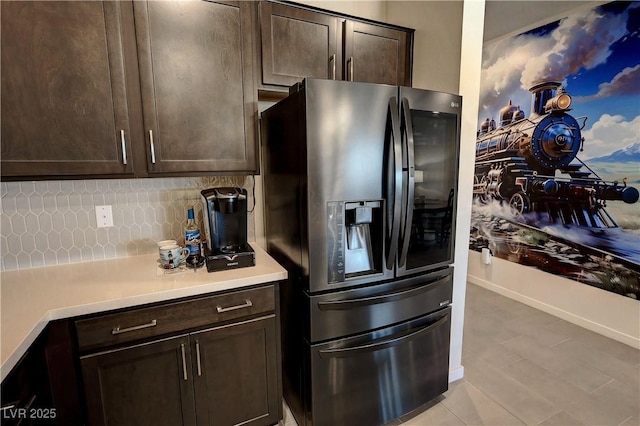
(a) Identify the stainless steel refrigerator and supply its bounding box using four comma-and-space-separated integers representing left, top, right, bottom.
262, 78, 461, 426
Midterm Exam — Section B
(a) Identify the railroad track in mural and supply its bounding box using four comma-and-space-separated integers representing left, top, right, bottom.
469, 203, 640, 300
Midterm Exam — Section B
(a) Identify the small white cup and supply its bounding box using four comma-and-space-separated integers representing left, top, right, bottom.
159, 244, 189, 269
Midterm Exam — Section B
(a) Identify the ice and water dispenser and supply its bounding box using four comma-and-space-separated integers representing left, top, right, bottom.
327, 200, 383, 284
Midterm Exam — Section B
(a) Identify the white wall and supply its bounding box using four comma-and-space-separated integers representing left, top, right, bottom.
451, 0, 485, 381
297, 0, 386, 21
386, 1, 463, 94
468, 253, 640, 347
483, 1, 607, 42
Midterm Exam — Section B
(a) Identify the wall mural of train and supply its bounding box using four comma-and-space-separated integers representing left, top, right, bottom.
474, 80, 638, 223
470, 1, 640, 299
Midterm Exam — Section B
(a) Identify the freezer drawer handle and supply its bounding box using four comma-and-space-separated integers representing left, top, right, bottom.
216, 299, 253, 313
111, 319, 158, 335
318, 314, 448, 358
317, 275, 449, 310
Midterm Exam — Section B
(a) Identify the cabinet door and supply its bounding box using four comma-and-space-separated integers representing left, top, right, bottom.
134, 0, 258, 174
259, 2, 342, 86
0, 1, 134, 178
0, 333, 52, 426
192, 316, 280, 426
81, 335, 196, 426
344, 21, 412, 86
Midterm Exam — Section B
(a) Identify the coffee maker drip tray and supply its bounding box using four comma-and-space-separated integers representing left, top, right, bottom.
219, 244, 248, 254
205, 244, 255, 273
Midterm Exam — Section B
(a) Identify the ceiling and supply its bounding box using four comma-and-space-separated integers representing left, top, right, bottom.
483, 1, 607, 42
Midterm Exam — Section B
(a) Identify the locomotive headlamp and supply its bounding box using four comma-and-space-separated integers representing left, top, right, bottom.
545, 93, 572, 112
556, 93, 572, 110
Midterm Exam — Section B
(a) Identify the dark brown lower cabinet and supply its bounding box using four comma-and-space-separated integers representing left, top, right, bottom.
81, 316, 279, 426
81, 335, 196, 426
0, 333, 52, 426
193, 316, 279, 426
1, 321, 82, 425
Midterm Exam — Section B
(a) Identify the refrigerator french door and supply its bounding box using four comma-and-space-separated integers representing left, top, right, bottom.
266, 79, 461, 293
395, 87, 461, 277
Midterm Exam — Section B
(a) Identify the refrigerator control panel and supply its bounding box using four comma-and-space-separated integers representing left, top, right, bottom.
327, 201, 346, 284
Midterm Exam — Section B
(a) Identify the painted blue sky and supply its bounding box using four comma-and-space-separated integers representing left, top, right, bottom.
478, 1, 640, 160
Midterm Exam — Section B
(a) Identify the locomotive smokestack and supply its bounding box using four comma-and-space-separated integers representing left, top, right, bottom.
529, 81, 562, 117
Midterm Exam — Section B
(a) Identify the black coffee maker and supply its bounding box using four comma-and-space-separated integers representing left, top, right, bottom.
201, 187, 255, 272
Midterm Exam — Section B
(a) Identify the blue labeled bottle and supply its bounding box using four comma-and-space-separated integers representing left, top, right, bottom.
185, 208, 201, 266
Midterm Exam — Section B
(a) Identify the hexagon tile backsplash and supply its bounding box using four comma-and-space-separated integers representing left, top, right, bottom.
0, 176, 255, 271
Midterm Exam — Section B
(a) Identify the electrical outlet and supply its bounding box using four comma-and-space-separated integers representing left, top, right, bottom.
95, 205, 114, 228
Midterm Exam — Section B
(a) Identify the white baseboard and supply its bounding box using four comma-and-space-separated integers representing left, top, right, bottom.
448, 365, 464, 383
468, 274, 640, 349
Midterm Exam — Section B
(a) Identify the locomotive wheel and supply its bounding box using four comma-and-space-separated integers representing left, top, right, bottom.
478, 176, 492, 204
509, 192, 531, 214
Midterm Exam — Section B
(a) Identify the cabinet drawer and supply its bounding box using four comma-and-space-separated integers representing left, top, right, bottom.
75, 285, 275, 352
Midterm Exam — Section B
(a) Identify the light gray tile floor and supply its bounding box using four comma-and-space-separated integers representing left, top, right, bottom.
281, 282, 640, 426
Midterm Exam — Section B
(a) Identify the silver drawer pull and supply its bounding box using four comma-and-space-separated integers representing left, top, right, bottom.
216, 300, 253, 313
195, 340, 202, 376
181, 343, 188, 381
111, 319, 157, 335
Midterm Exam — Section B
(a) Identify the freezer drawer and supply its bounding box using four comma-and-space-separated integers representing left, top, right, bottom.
307, 268, 452, 342
309, 307, 451, 426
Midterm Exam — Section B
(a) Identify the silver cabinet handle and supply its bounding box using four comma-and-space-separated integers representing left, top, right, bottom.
348, 56, 354, 81
180, 343, 188, 381
216, 299, 253, 313
195, 340, 202, 376
120, 130, 127, 165
149, 129, 156, 164
329, 54, 336, 80
111, 319, 157, 335
24, 394, 37, 411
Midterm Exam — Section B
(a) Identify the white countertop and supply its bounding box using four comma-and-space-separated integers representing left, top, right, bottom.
0, 243, 287, 381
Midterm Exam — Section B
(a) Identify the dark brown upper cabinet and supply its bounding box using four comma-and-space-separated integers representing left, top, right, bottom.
259, 1, 413, 89
0, 1, 135, 179
343, 20, 412, 86
1, 0, 259, 180
259, 2, 343, 86
134, 0, 259, 175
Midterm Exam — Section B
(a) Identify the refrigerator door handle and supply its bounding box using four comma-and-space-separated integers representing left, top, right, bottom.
385, 97, 402, 270
318, 314, 448, 358
316, 274, 450, 310
398, 98, 415, 268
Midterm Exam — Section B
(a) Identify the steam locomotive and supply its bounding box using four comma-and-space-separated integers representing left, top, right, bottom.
474, 80, 639, 228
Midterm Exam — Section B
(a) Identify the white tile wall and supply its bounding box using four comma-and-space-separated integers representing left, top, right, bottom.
0, 176, 255, 271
